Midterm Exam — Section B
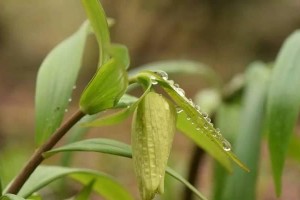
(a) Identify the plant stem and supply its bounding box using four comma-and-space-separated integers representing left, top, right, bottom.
183, 146, 205, 200
6, 110, 85, 194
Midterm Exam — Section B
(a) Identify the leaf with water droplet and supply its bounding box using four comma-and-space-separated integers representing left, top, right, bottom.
143, 71, 249, 172
35, 21, 91, 145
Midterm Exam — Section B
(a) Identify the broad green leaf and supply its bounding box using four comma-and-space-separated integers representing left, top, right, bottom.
74, 179, 95, 200
115, 94, 139, 108
223, 62, 270, 200
142, 71, 249, 171
130, 60, 221, 88
11, 166, 133, 200
0, 194, 25, 200
35, 21, 91, 145
79, 57, 128, 114
81, 0, 110, 65
44, 139, 207, 200
266, 30, 300, 195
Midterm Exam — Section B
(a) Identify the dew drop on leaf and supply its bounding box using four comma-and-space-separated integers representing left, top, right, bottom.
176, 107, 183, 113
150, 76, 158, 85
222, 139, 232, 151
155, 70, 168, 80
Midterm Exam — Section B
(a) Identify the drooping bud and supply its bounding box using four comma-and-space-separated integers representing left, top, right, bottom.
131, 92, 176, 200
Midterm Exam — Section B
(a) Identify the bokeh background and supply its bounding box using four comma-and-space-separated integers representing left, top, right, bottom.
1, 0, 300, 199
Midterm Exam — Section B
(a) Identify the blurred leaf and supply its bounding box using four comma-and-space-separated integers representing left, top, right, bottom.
35, 21, 91, 145
223, 62, 270, 200
74, 179, 95, 200
0, 179, 2, 195
212, 102, 242, 200
195, 89, 222, 115
129, 60, 221, 88
266, 30, 300, 195
287, 134, 300, 163
11, 166, 133, 200
44, 139, 207, 200
145, 71, 249, 171
44, 139, 132, 159
79, 57, 128, 114
81, 0, 110, 65
0, 194, 25, 200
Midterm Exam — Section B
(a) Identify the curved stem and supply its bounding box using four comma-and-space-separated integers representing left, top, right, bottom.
6, 110, 85, 194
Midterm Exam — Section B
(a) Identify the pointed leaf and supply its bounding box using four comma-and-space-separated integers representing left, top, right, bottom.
35, 21, 91, 145
223, 62, 270, 200
266, 30, 300, 195
44, 139, 207, 200
9, 166, 133, 200
81, 0, 110, 65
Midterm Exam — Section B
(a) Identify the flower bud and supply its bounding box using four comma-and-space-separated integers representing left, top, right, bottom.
131, 92, 176, 200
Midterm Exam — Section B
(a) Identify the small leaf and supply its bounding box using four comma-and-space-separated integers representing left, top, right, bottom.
0, 194, 25, 200
7, 166, 133, 200
35, 21, 91, 145
223, 62, 270, 200
74, 179, 95, 200
266, 30, 300, 195
79, 57, 128, 114
44, 139, 207, 200
81, 0, 110, 65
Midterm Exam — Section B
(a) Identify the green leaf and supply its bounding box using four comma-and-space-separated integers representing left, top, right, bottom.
176, 110, 232, 171
74, 179, 95, 200
223, 62, 270, 200
0, 194, 25, 200
10, 166, 133, 200
81, 0, 110, 65
165, 167, 208, 200
266, 30, 300, 195
143, 71, 249, 171
35, 21, 91, 145
287, 134, 300, 163
79, 57, 128, 114
212, 102, 242, 200
44, 139, 207, 200
44, 138, 132, 159
82, 76, 152, 127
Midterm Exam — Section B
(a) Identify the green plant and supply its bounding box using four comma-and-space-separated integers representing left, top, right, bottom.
1, 1, 300, 200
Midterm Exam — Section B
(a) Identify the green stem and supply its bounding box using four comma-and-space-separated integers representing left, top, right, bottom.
6, 110, 85, 195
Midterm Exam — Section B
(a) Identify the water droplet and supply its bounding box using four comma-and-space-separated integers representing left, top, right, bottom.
203, 123, 209, 129
68, 98, 72, 102
211, 131, 217, 137
216, 128, 221, 133
196, 127, 200, 131
168, 80, 175, 85
188, 98, 194, 106
73, 85, 77, 90
174, 83, 180, 88
64, 109, 68, 113
187, 117, 191, 121
195, 105, 201, 111
206, 118, 211, 123
176, 88, 185, 97
222, 139, 231, 151
202, 112, 208, 118
191, 122, 194, 125
176, 107, 183, 113
150, 76, 158, 85
155, 70, 168, 80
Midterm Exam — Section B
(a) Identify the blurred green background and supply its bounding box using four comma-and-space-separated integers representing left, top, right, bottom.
0, 0, 300, 199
